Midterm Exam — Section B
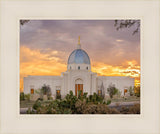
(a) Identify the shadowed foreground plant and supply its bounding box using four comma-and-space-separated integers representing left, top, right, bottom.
129, 104, 140, 114
27, 90, 139, 114
120, 103, 140, 114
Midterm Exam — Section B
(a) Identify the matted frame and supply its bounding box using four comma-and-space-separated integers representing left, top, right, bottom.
0, 0, 160, 134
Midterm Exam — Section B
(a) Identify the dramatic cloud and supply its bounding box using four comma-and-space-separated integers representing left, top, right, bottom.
20, 20, 140, 91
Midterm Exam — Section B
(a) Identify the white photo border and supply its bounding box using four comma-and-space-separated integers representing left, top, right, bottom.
0, 0, 159, 134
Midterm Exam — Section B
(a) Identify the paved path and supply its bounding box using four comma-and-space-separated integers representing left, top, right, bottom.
109, 101, 140, 107
20, 108, 28, 114
108, 101, 140, 110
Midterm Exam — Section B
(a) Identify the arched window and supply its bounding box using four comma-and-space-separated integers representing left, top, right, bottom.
86, 66, 88, 70
78, 66, 80, 70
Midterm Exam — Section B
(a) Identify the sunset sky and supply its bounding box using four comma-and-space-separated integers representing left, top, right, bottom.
20, 20, 140, 92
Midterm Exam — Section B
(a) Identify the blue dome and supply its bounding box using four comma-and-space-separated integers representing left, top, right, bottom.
68, 49, 90, 64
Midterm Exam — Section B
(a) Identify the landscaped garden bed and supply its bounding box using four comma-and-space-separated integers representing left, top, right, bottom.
24, 91, 140, 114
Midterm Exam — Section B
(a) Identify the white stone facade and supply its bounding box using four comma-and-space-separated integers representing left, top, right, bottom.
24, 76, 62, 97
97, 76, 135, 96
23, 41, 135, 99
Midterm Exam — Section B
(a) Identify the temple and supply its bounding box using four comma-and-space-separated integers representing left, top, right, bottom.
24, 37, 134, 100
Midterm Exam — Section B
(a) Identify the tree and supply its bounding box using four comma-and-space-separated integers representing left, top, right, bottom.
35, 84, 52, 100
41, 84, 52, 96
20, 20, 30, 25
20, 92, 25, 101
35, 88, 44, 100
128, 86, 135, 96
116, 90, 122, 98
134, 86, 140, 97
114, 20, 140, 35
107, 83, 118, 98
24, 94, 30, 101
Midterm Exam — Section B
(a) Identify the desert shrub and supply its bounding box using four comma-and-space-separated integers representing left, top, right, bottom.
110, 108, 120, 114
62, 108, 72, 114
41, 84, 52, 96
46, 107, 57, 114
96, 104, 111, 114
35, 85, 52, 100
119, 106, 130, 114
77, 90, 83, 98
78, 92, 88, 101
129, 104, 140, 114
106, 99, 111, 105
48, 93, 53, 100
116, 90, 122, 98
75, 101, 113, 114
87, 92, 104, 104
119, 104, 140, 114
24, 94, 30, 101
35, 100, 73, 114
27, 107, 36, 114
46, 102, 58, 114
35, 89, 43, 99
107, 84, 118, 98
33, 100, 42, 110
65, 91, 78, 106
31, 91, 110, 114
81, 103, 97, 114
36, 103, 55, 114
129, 86, 134, 96
29, 90, 140, 114
50, 91, 78, 113
75, 99, 86, 113
83, 92, 88, 99
36, 105, 49, 114
20, 92, 25, 101
134, 86, 140, 97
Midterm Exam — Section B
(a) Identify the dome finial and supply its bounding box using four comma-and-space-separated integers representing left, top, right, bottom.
78, 36, 80, 45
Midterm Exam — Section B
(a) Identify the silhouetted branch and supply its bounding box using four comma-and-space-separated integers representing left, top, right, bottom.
114, 20, 140, 35
20, 20, 30, 25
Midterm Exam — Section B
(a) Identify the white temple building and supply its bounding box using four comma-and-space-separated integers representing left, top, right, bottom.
24, 37, 134, 99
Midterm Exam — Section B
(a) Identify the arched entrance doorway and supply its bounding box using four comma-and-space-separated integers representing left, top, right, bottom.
75, 78, 83, 96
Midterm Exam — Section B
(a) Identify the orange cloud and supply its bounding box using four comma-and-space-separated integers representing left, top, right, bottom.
20, 46, 67, 92
91, 60, 140, 86
20, 46, 140, 92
